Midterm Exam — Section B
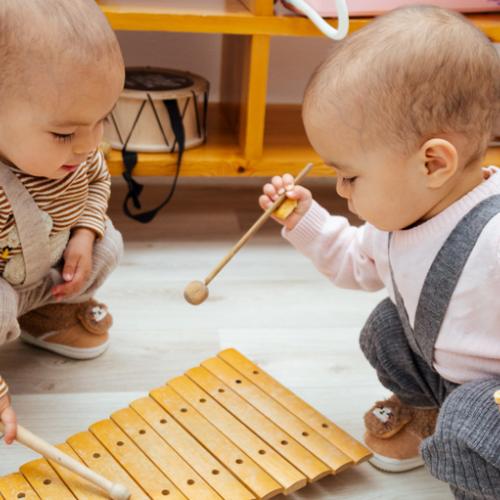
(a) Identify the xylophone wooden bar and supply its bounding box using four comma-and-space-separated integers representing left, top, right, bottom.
20, 458, 75, 497
110, 407, 221, 499
90, 419, 187, 499
49, 443, 109, 499
1, 349, 371, 500
67, 431, 149, 499
0, 473, 39, 499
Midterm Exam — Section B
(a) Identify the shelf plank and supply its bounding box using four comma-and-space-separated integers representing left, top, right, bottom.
106, 145, 244, 177
98, 2, 500, 42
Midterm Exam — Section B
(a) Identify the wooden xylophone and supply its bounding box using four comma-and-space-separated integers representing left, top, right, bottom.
0, 349, 371, 499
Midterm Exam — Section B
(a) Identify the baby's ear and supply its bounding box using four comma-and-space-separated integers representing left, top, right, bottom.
419, 138, 458, 189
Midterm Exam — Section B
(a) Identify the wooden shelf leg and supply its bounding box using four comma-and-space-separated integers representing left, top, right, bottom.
221, 34, 271, 175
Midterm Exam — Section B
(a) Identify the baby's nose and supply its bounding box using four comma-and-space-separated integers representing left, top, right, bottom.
73, 128, 102, 157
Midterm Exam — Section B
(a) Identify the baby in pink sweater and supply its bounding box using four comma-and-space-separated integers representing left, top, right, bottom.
260, 5, 500, 497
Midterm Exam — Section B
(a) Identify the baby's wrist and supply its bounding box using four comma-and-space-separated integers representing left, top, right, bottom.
284, 215, 303, 231
71, 227, 97, 243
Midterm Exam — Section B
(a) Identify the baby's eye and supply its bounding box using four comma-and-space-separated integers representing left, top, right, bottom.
52, 132, 74, 144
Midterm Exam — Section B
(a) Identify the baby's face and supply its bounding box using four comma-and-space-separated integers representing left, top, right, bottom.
0, 63, 124, 179
303, 107, 438, 231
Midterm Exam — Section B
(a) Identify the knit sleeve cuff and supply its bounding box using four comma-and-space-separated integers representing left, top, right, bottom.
73, 218, 106, 240
0, 376, 8, 399
282, 200, 331, 246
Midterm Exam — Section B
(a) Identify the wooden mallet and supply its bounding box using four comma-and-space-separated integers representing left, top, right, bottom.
184, 162, 314, 305
0, 422, 130, 499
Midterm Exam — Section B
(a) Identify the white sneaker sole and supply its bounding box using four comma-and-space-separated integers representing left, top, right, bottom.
368, 452, 424, 473
20, 331, 109, 360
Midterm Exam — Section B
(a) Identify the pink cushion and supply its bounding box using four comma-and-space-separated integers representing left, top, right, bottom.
282, 0, 500, 16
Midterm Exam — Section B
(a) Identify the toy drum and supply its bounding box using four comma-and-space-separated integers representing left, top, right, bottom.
104, 67, 209, 224
104, 67, 209, 153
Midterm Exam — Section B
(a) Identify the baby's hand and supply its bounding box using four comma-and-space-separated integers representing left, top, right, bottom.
259, 173, 313, 230
0, 393, 17, 444
52, 228, 95, 301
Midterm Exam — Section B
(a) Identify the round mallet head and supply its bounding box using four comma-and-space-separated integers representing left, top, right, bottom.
109, 483, 130, 500
184, 280, 209, 305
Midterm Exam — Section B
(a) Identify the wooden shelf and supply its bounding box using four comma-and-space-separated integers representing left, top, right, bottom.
101, 1, 500, 178
107, 104, 500, 177
99, 1, 500, 41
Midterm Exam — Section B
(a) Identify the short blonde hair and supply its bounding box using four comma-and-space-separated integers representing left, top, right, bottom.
0, 0, 123, 101
304, 5, 500, 163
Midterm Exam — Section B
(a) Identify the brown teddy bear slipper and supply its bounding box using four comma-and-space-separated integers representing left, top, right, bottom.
19, 299, 112, 360
364, 394, 438, 472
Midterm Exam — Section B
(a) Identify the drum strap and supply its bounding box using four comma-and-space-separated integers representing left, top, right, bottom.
122, 98, 185, 223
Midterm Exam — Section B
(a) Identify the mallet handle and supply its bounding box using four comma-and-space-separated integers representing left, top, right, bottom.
204, 163, 314, 285
0, 422, 130, 499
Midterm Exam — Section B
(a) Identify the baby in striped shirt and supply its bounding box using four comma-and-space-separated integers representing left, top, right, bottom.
0, 0, 125, 444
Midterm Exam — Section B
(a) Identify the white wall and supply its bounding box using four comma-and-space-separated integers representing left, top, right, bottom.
116, 31, 333, 104
117, 31, 500, 105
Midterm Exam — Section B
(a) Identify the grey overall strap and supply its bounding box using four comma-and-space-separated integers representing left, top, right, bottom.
390, 194, 500, 367
0, 162, 51, 285
414, 194, 500, 365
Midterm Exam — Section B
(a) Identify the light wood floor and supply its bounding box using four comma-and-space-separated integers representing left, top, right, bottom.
0, 177, 451, 499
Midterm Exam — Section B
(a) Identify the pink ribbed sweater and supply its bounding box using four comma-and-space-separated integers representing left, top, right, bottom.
283, 170, 500, 384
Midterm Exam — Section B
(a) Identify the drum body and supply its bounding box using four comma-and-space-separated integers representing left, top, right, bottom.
104, 67, 209, 153
280, 0, 500, 16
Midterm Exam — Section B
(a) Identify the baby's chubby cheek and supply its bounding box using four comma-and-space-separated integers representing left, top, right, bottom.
18, 157, 66, 179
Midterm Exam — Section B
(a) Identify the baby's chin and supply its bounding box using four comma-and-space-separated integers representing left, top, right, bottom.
347, 201, 364, 222
349, 204, 410, 231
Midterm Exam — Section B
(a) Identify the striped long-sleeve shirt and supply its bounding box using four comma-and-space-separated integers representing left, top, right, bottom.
0, 149, 111, 276
0, 376, 7, 400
